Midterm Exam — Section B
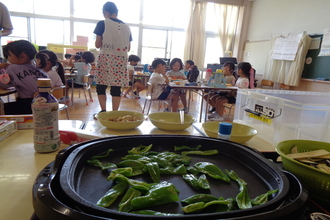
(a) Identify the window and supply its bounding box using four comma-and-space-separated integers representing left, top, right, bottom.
33, 18, 69, 46
34, 0, 70, 17
204, 37, 222, 67
74, 22, 98, 49
1, 0, 33, 13
141, 29, 168, 64
142, 0, 190, 28
73, 1, 104, 20
114, 0, 140, 24
128, 26, 139, 56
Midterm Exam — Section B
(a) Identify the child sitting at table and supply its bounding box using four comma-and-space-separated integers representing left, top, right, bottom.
36, 50, 65, 87
166, 58, 188, 113
65, 51, 95, 100
209, 62, 252, 121
148, 59, 179, 112
122, 54, 146, 99
207, 61, 236, 115
184, 60, 199, 83
0, 40, 48, 114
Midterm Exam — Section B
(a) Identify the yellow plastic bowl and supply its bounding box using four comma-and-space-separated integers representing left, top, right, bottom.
96, 111, 145, 130
148, 112, 196, 131
202, 121, 258, 143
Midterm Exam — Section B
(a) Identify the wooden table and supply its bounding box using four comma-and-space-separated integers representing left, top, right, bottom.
0, 88, 17, 114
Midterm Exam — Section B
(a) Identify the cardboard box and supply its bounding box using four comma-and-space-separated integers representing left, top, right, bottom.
234, 89, 330, 146
0, 120, 17, 142
0, 115, 33, 129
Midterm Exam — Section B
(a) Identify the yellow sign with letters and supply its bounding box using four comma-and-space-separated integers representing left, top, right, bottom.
248, 113, 272, 125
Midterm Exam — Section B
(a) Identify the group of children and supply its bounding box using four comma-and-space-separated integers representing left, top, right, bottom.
207, 61, 253, 121
0, 39, 252, 121
124, 56, 199, 113
0, 40, 95, 115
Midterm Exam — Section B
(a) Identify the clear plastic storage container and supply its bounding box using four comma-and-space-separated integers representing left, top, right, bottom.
233, 89, 330, 146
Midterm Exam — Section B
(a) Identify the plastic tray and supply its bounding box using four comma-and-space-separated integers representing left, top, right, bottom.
276, 139, 330, 203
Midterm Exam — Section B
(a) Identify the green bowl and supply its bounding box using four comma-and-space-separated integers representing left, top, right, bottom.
202, 121, 258, 143
148, 112, 196, 131
276, 140, 330, 202
96, 111, 145, 130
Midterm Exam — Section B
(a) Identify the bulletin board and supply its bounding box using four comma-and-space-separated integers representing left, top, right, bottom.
301, 34, 330, 79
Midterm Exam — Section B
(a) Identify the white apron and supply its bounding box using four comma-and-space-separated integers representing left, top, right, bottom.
95, 19, 131, 86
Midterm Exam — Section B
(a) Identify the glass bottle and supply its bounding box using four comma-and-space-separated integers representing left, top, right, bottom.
217, 122, 233, 140
32, 78, 60, 153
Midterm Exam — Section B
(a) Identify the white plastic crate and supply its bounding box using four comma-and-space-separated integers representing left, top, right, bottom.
234, 89, 330, 146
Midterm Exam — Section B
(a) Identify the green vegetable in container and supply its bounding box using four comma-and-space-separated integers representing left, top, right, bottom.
181, 194, 218, 204
86, 159, 117, 170
159, 164, 187, 174
174, 145, 202, 151
194, 162, 230, 183
197, 174, 210, 189
107, 173, 151, 192
128, 144, 153, 155
182, 200, 231, 214
181, 150, 218, 156
226, 170, 252, 209
97, 181, 129, 207
130, 181, 180, 210
183, 174, 201, 190
91, 148, 114, 159
146, 162, 160, 183
251, 189, 278, 206
118, 187, 141, 212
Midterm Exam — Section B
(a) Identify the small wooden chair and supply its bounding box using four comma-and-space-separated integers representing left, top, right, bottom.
261, 79, 274, 89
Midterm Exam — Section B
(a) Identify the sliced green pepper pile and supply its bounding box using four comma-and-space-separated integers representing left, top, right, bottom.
87, 144, 279, 216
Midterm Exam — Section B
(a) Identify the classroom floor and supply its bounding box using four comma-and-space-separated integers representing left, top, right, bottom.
3, 86, 236, 123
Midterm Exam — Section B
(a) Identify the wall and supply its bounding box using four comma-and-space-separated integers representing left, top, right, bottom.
243, 0, 330, 76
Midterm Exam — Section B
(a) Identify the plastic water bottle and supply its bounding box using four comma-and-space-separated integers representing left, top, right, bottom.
32, 78, 60, 153
217, 122, 232, 140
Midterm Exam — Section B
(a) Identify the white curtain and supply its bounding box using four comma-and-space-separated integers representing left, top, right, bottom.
184, 1, 207, 69
264, 32, 312, 86
214, 4, 239, 53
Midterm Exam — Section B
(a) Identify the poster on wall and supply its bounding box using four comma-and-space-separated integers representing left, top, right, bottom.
318, 28, 330, 56
271, 33, 302, 61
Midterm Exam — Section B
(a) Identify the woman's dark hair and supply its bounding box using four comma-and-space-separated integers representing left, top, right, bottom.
238, 62, 252, 87
82, 51, 95, 64
128, 54, 140, 62
3, 40, 37, 60
37, 50, 65, 85
170, 58, 183, 70
152, 59, 166, 69
185, 60, 194, 66
103, 2, 118, 15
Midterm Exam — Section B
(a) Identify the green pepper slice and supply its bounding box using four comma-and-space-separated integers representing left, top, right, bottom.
91, 148, 113, 159
226, 170, 252, 209
194, 162, 230, 183
182, 194, 218, 204
182, 174, 201, 190
131, 182, 180, 210
197, 174, 210, 190
251, 189, 278, 206
86, 159, 117, 170
159, 164, 187, 174
146, 162, 160, 183
181, 150, 218, 156
97, 181, 128, 207
174, 145, 201, 151
128, 144, 153, 155
107, 173, 151, 192
118, 187, 141, 212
